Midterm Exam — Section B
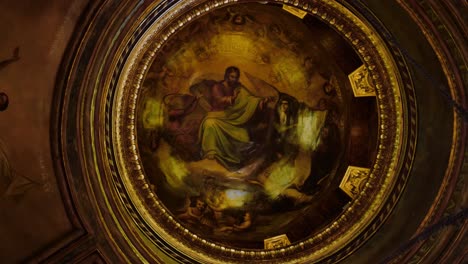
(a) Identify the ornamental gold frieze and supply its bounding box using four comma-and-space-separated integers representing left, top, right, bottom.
103, 0, 415, 263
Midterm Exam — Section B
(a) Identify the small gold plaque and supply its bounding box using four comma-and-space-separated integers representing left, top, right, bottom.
282, 5, 307, 19
339, 166, 370, 199
264, 234, 291, 249
349, 65, 376, 97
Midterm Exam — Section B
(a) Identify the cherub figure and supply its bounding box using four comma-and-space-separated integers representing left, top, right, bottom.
215, 211, 252, 233
178, 196, 207, 224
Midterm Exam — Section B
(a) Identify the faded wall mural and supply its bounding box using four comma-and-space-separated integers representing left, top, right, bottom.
136, 3, 365, 248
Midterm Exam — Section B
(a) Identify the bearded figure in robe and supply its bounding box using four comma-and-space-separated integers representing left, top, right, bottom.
198, 66, 271, 169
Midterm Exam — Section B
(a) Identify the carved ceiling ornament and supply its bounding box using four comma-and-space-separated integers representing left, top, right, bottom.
60, 0, 418, 263
349, 65, 377, 97
339, 166, 371, 199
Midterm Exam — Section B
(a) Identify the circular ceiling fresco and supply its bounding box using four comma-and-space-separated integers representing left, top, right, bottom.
138, 2, 358, 247
59, 0, 419, 263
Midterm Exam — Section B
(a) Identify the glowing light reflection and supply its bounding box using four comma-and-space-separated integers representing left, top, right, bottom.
297, 108, 327, 151
224, 189, 252, 208
142, 99, 164, 129
156, 141, 188, 190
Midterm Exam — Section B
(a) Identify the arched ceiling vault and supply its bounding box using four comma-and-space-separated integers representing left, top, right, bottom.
0, 0, 465, 263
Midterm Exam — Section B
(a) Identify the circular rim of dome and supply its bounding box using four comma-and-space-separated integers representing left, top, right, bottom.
58, 0, 418, 263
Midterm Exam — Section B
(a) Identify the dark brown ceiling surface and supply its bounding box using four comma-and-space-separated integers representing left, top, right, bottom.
0, 1, 89, 263
0, 0, 466, 263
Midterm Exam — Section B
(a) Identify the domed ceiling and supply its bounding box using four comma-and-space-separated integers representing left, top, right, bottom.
0, 0, 465, 263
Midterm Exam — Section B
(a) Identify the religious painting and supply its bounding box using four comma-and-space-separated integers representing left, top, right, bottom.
135, 3, 375, 249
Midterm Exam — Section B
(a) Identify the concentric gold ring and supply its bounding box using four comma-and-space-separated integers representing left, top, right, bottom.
104, 0, 415, 262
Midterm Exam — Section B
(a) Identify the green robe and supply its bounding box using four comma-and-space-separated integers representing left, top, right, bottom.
199, 85, 262, 168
